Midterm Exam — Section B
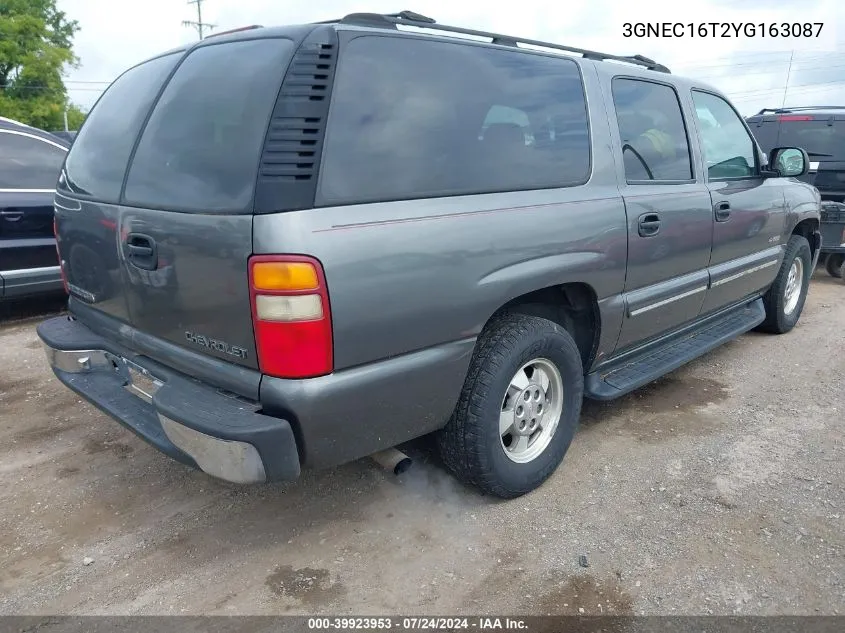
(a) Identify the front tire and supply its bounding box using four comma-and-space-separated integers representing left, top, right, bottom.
758, 235, 812, 334
437, 313, 583, 499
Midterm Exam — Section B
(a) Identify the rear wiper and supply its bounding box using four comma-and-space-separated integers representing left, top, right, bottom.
806, 151, 834, 157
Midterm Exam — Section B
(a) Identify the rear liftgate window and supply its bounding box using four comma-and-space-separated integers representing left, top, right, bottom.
60, 53, 181, 200
123, 38, 295, 213
318, 35, 591, 205
775, 118, 845, 160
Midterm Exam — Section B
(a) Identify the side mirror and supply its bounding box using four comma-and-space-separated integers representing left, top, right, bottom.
769, 147, 810, 178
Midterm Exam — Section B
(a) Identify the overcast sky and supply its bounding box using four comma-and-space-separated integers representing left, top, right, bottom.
59, 0, 844, 117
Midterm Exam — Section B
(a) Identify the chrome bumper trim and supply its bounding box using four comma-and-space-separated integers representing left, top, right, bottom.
159, 415, 267, 484
43, 346, 112, 373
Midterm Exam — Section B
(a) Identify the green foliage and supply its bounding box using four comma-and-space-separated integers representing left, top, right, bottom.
0, 0, 85, 130
66, 103, 86, 128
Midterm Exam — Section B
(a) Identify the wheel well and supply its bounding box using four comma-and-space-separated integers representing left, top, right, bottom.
792, 219, 819, 258
492, 283, 600, 369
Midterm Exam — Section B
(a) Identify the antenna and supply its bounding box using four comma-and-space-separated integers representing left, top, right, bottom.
780, 50, 795, 110
182, 0, 215, 40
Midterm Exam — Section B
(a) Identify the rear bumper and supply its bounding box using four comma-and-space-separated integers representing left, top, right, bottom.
1, 265, 63, 298
37, 315, 300, 484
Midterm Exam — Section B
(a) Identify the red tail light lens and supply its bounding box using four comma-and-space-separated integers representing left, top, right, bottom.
248, 255, 333, 379
778, 115, 814, 121
53, 218, 69, 295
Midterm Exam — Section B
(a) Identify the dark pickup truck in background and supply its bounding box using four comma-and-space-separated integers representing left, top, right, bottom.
0, 117, 69, 300
747, 107, 845, 279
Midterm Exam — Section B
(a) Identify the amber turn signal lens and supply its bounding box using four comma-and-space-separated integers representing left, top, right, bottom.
252, 261, 319, 291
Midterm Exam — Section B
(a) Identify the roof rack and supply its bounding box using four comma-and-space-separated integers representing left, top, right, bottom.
321, 10, 671, 73
203, 24, 263, 39
754, 106, 845, 115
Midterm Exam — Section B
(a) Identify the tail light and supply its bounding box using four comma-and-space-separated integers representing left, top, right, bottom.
248, 255, 333, 379
53, 218, 69, 294
778, 115, 814, 121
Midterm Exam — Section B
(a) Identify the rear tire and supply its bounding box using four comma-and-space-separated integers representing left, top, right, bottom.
758, 235, 812, 334
437, 312, 583, 499
825, 253, 844, 278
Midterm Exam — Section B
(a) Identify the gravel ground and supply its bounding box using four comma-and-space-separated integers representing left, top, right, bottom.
0, 273, 842, 616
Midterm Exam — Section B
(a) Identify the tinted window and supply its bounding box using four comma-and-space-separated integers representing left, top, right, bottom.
692, 91, 757, 179
775, 120, 845, 160
612, 79, 692, 182
61, 53, 180, 200
0, 132, 66, 189
319, 36, 590, 205
124, 38, 294, 213
746, 118, 780, 155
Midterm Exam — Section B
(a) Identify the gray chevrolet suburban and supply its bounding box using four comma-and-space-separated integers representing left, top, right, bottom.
37, 11, 822, 498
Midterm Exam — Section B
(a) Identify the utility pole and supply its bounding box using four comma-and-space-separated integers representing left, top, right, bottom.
182, 0, 215, 40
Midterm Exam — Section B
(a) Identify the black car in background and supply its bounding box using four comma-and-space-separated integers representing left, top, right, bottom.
747, 107, 845, 278
0, 117, 69, 299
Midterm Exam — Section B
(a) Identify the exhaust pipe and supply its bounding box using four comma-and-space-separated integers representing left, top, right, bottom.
370, 448, 412, 475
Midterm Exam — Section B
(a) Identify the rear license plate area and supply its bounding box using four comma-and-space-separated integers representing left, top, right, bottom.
107, 355, 163, 404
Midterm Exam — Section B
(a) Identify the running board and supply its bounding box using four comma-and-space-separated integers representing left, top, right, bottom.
585, 298, 766, 400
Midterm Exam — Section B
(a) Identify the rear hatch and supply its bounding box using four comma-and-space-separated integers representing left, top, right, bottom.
56, 35, 297, 373
750, 113, 845, 200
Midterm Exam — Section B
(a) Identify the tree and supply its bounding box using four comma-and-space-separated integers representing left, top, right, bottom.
0, 0, 82, 130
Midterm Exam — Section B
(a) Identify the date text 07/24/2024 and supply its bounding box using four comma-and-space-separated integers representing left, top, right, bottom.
306, 617, 529, 630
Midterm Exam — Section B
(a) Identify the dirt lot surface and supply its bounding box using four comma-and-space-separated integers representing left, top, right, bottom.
0, 276, 843, 616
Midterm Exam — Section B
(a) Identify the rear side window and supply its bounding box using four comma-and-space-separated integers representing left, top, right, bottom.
319, 36, 590, 205
0, 132, 67, 190
612, 79, 693, 182
60, 53, 180, 200
123, 38, 294, 213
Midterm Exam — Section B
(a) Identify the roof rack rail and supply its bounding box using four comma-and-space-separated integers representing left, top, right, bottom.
203, 24, 263, 39
322, 10, 671, 73
754, 105, 845, 115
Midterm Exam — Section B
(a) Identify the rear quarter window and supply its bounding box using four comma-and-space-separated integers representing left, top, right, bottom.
123, 38, 294, 213
318, 35, 590, 205
60, 53, 181, 200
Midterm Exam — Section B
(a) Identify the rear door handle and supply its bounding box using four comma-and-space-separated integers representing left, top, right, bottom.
127, 244, 153, 257
126, 233, 158, 270
714, 201, 731, 222
0, 209, 24, 222
638, 213, 661, 237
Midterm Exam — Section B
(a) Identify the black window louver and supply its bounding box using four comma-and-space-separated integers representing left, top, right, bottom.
255, 27, 338, 213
